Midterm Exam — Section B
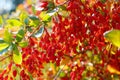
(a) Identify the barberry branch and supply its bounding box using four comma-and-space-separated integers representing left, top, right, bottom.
53, 64, 66, 80
0, 54, 12, 62
57, 0, 71, 6
28, 25, 42, 38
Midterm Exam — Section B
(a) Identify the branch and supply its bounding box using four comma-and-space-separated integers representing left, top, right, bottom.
57, 0, 71, 6
0, 54, 12, 62
53, 64, 66, 80
28, 25, 42, 38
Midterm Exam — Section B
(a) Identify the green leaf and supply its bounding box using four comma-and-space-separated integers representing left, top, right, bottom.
28, 72, 33, 80
0, 47, 9, 55
27, 27, 33, 32
40, 8, 58, 22
7, 19, 22, 27
93, 55, 100, 63
47, 2, 55, 10
59, 71, 65, 77
20, 12, 29, 25
0, 43, 9, 51
34, 26, 44, 38
16, 29, 25, 42
104, 29, 120, 48
29, 15, 40, 27
29, 15, 39, 20
4, 29, 12, 43
24, 18, 29, 25
0, 39, 5, 43
101, 0, 106, 3
40, 11, 51, 22
18, 41, 28, 48
13, 44, 22, 64
86, 50, 92, 58
0, 16, 3, 26
113, 74, 120, 80
32, 5, 36, 14
76, 45, 80, 52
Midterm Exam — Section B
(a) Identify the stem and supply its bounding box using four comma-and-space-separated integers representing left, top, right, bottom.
57, 0, 70, 6
0, 54, 12, 62
53, 64, 66, 80
28, 25, 42, 38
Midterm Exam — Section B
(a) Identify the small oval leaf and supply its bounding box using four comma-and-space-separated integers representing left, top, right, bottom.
0, 43, 9, 51
18, 41, 28, 48
4, 29, 13, 43
13, 44, 22, 64
29, 15, 40, 27
0, 47, 9, 55
7, 19, 22, 27
104, 29, 120, 48
39, 11, 51, 22
16, 29, 25, 42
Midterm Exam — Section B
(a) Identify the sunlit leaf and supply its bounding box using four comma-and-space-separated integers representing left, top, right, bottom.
18, 41, 28, 48
40, 8, 58, 22
0, 43, 9, 52
0, 16, 3, 26
39, 11, 51, 22
29, 15, 40, 27
86, 50, 92, 58
13, 44, 22, 64
107, 65, 120, 75
0, 47, 9, 55
20, 12, 29, 25
7, 19, 22, 27
4, 29, 12, 43
34, 26, 44, 38
104, 29, 120, 48
59, 71, 65, 77
16, 29, 25, 42
20, 12, 28, 22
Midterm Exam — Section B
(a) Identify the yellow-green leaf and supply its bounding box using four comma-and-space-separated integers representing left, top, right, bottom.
29, 15, 40, 27
16, 29, 25, 42
4, 29, 12, 43
7, 19, 22, 27
104, 29, 120, 48
13, 44, 22, 64
13, 52, 22, 64
18, 41, 28, 48
0, 43, 9, 51
20, 12, 28, 22
39, 11, 51, 22
0, 16, 3, 26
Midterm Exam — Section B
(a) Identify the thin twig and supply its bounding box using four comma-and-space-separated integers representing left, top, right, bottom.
0, 54, 12, 62
57, 0, 71, 6
28, 25, 42, 38
64, 54, 73, 59
53, 64, 66, 80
